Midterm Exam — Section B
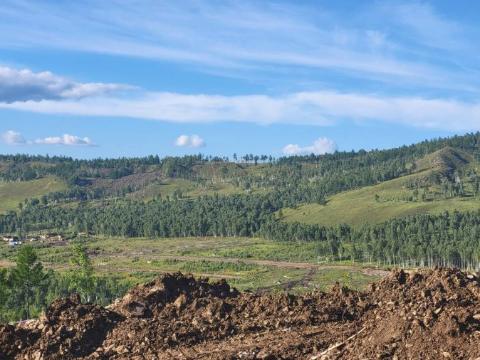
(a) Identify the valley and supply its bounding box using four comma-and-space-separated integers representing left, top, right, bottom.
1, 133, 480, 326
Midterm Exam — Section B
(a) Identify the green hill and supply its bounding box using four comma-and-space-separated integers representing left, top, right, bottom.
2, 133, 480, 234
2, 134, 480, 270
281, 147, 480, 226
280, 173, 480, 226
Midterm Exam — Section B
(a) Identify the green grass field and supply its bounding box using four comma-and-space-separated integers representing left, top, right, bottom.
0, 236, 383, 293
0, 177, 66, 213
281, 172, 480, 227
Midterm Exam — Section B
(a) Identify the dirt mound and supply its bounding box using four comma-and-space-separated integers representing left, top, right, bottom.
6, 294, 123, 360
0, 324, 39, 359
2, 269, 480, 359
339, 268, 480, 359
110, 272, 237, 318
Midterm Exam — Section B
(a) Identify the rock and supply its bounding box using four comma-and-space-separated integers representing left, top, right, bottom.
174, 294, 187, 310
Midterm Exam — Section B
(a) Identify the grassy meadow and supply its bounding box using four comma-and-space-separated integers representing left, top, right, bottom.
0, 177, 66, 213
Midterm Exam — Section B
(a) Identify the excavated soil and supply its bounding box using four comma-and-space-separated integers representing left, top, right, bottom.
2, 269, 480, 359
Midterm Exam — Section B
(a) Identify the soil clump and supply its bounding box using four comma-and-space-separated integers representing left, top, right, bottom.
1, 269, 480, 359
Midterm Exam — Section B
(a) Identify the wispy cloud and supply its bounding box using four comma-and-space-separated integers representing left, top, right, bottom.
3, 88, 480, 131
377, 2, 466, 51
283, 137, 337, 155
0, 91, 331, 125
0, 66, 131, 103
174, 135, 205, 148
0, 1, 477, 93
1, 130, 95, 146
1, 2, 480, 134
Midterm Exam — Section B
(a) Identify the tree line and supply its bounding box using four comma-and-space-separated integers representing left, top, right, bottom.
260, 211, 480, 269
3, 191, 480, 269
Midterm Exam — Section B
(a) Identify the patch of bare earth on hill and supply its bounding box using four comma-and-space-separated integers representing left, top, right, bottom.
2, 269, 480, 359
91, 170, 164, 194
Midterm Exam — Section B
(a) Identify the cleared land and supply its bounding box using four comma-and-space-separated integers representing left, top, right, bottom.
0, 236, 384, 292
128, 178, 245, 201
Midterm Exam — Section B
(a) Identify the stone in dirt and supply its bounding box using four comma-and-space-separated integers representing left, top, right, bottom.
1, 269, 480, 359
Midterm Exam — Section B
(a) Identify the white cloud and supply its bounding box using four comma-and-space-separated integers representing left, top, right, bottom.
4, 89, 480, 132
59, 83, 131, 99
0, 66, 131, 103
1, 130, 26, 145
175, 135, 205, 148
34, 134, 94, 146
1, 131, 95, 146
283, 137, 337, 155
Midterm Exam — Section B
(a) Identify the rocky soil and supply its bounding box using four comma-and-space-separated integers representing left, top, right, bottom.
2, 268, 480, 359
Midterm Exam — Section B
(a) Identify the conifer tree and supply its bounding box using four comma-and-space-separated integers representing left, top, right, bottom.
11, 245, 48, 319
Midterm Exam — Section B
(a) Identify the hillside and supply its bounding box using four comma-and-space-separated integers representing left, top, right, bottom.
415, 146, 473, 174
281, 176, 480, 226
0, 177, 66, 213
281, 147, 480, 226
0, 134, 478, 210
1, 133, 480, 270
3, 145, 477, 228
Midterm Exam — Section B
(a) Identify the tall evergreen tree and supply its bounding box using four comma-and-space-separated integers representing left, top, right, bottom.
69, 241, 95, 302
10, 245, 49, 319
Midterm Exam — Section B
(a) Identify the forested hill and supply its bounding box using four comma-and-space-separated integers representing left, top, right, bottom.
1, 132, 480, 268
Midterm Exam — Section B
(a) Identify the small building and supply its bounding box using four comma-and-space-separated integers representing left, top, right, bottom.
8, 239, 22, 246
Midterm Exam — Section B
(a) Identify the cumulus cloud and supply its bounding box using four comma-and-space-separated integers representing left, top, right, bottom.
1, 130, 26, 145
1, 131, 95, 146
174, 134, 205, 148
283, 137, 337, 155
0, 66, 131, 103
34, 134, 94, 146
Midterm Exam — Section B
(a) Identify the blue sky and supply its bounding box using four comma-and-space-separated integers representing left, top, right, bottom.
0, 0, 479, 158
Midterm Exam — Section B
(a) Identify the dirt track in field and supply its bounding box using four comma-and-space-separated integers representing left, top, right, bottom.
92, 253, 391, 276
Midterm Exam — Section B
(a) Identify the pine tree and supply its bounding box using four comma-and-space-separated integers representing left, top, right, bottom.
10, 245, 49, 319
69, 241, 95, 302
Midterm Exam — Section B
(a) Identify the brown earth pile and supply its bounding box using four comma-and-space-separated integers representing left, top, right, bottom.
1, 269, 480, 359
